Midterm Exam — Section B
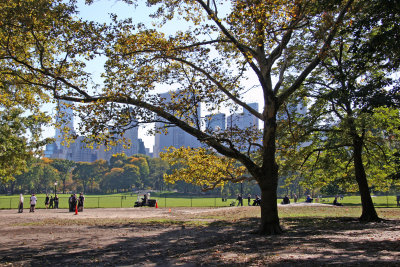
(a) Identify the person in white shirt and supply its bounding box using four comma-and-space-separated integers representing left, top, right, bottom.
30, 194, 37, 212
18, 194, 24, 213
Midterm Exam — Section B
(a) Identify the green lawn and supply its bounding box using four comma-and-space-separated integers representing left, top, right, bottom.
0, 193, 398, 209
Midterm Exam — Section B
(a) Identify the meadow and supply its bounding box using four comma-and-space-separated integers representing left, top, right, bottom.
0, 205, 399, 266
0, 193, 398, 209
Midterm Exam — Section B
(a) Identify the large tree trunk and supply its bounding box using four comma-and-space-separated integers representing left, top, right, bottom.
259, 176, 282, 234
257, 106, 282, 234
353, 136, 381, 222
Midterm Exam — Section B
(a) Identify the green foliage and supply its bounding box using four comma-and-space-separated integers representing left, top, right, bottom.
0, 108, 52, 183
160, 147, 248, 191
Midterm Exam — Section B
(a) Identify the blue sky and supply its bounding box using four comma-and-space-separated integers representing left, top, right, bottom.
43, 0, 263, 151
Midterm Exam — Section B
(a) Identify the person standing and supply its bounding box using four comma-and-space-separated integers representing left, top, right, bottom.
237, 194, 243, 207
293, 194, 298, 203
78, 193, 85, 212
54, 194, 59, 209
30, 194, 37, 212
18, 194, 24, 213
69, 194, 73, 212
247, 194, 251, 206
45, 194, 50, 209
71, 194, 77, 212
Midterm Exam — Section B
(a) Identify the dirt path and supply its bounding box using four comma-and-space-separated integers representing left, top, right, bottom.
0, 207, 399, 266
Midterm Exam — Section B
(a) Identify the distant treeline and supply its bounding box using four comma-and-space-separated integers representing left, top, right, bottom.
0, 153, 261, 197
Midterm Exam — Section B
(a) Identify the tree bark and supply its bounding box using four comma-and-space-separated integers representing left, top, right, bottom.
259, 178, 282, 234
257, 107, 282, 234
353, 136, 381, 222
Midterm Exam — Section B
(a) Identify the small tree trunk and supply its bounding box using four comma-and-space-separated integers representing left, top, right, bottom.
353, 136, 381, 222
62, 178, 66, 194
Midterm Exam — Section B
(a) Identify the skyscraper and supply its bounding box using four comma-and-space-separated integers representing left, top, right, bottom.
205, 113, 226, 133
153, 91, 202, 157
45, 101, 146, 161
226, 102, 261, 151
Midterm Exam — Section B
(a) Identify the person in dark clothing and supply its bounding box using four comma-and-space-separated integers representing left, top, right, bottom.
333, 196, 343, 206
253, 195, 261, 206
71, 194, 77, 212
54, 194, 59, 209
69, 194, 73, 212
45, 194, 50, 209
247, 194, 251, 206
397, 195, 400, 207
237, 194, 243, 206
49, 196, 54, 209
306, 195, 313, 203
282, 195, 290, 205
78, 193, 85, 212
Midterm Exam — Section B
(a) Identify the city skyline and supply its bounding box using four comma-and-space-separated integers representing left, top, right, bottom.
45, 99, 262, 161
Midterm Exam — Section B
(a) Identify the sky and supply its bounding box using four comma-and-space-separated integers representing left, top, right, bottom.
43, 0, 264, 152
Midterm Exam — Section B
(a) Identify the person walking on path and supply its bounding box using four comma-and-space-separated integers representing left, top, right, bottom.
18, 194, 24, 213
30, 194, 37, 212
54, 194, 59, 209
45, 194, 50, 209
237, 194, 243, 207
49, 196, 54, 209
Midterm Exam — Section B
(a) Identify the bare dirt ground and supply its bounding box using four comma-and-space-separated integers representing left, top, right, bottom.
0, 204, 399, 266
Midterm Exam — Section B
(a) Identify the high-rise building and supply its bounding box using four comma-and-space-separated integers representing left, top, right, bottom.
45, 100, 76, 159
227, 102, 259, 130
205, 113, 226, 133
226, 102, 261, 151
45, 102, 147, 162
153, 91, 202, 157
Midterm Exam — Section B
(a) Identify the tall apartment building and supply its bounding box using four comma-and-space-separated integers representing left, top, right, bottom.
205, 113, 226, 133
153, 91, 202, 157
227, 102, 259, 130
226, 102, 261, 151
45, 101, 146, 162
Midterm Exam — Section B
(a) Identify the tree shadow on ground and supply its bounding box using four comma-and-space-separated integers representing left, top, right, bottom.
0, 217, 399, 266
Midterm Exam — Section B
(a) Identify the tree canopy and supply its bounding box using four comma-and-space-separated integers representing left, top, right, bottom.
0, 108, 51, 183
5, 0, 399, 234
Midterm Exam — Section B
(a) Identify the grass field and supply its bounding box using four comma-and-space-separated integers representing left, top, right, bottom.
0, 193, 399, 209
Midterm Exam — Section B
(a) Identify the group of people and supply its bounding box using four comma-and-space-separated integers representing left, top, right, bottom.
235, 194, 261, 206
17, 193, 84, 212
44, 194, 59, 209
69, 193, 85, 212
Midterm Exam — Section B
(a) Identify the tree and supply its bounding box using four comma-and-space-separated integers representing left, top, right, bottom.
0, 108, 51, 184
50, 158, 75, 194
128, 156, 150, 188
0, 0, 355, 234
148, 157, 170, 192
72, 160, 108, 193
160, 147, 247, 191
290, 0, 400, 221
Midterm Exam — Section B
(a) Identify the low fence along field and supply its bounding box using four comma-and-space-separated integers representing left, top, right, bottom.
0, 194, 399, 209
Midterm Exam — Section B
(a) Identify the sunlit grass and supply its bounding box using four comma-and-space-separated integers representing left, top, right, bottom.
1, 193, 399, 209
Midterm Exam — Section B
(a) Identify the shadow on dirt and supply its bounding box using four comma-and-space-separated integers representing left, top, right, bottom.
0, 217, 399, 266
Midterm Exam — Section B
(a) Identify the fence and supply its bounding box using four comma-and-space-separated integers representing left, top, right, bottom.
1, 194, 398, 210
0, 194, 238, 210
